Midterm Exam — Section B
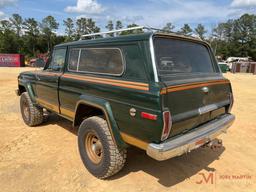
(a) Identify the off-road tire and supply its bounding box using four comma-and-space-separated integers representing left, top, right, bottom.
78, 116, 127, 179
20, 92, 44, 126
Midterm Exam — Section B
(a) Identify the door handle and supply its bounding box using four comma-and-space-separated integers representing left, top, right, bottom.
36, 75, 41, 81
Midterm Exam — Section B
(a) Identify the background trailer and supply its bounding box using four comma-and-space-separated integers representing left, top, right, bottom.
0, 54, 25, 67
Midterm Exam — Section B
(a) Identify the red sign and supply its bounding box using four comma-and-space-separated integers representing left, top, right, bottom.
0, 54, 25, 67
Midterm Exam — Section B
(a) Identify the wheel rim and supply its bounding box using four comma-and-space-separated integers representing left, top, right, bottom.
85, 132, 103, 164
22, 100, 29, 121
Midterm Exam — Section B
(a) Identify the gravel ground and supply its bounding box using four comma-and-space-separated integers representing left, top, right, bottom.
0, 67, 255, 192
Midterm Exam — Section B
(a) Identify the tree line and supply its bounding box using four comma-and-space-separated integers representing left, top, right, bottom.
0, 13, 256, 60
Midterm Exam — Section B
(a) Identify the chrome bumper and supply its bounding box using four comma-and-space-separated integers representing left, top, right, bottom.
146, 114, 235, 161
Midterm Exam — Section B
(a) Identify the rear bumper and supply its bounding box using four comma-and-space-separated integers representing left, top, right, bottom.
146, 114, 235, 161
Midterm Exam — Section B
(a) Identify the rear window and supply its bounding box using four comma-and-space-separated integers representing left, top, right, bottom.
68, 48, 124, 75
154, 38, 215, 75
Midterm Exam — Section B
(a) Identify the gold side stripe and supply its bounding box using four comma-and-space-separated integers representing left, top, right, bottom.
120, 132, 148, 150
60, 107, 75, 118
161, 80, 230, 94
36, 71, 149, 91
36, 98, 59, 112
63, 74, 149, 91
63, 74, 149, 87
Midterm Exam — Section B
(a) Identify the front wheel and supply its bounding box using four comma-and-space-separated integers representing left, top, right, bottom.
78, 116, 127, 179
20, 92, 44, 126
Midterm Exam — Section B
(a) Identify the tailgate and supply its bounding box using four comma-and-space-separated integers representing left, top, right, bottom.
161, 79, 232, 137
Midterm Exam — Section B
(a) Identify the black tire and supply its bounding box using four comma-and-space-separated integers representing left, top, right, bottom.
78, 116, 127, 179
20, 92, 44, 126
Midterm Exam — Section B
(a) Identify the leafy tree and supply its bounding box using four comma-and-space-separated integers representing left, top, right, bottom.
120, 23, 143, 35
115, 20, 123, 36
105, 20, 114, 36
179, 24, 193, 35
0, 20, 12, 31
63, 18, 74, 41
23, 18, 39, 56
212, 23, 226, 40
76, 17, 100, 39
86, 18, 100, 33
40, 15, 59, 52
162, 22, 175, 32
116, 20, 123, 30
10, 14, 23, 36
195, 24, 207, 39
0, 20, 19, 53
76, 18, 87, 37
1, 12, 256, 62
211, 14, 256, 60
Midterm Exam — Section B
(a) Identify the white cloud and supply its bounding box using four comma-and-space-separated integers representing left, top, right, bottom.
231, 0, 256, 8
0, 11, 5, 18
0, 0, 17, 20
104, 1, 235, 28
62, 0, 256, 33
0, 0, 17, 8
65, 0, 105, 14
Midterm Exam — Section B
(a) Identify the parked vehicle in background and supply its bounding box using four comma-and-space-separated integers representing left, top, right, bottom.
16, 27, 235, 179
226, 57, 251, 70
29, 53, 49, 68
29, 58, 46, 68
0, 54, 25, 67
226, 57, 251, 63
218, 62, 229, 73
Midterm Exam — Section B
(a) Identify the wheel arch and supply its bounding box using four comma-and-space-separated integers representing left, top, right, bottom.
74, 95, 127, 149
18, 82, 36, 103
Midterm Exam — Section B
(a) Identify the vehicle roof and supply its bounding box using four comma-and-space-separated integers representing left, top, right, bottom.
55, 32, 204, 48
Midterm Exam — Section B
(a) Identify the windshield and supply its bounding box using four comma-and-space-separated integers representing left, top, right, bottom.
154, 37, 215, 76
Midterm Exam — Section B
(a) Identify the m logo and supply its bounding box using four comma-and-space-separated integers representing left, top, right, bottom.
196, 172, 215, 184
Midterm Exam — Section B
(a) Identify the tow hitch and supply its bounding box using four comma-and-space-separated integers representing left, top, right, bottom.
204, 139, 223, 151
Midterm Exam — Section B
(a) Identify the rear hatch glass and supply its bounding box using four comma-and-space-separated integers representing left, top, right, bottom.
154, 37, 230, 137
154, 37, 216, 75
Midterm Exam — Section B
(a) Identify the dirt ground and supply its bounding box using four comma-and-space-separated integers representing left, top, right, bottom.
0, 67, 255, 192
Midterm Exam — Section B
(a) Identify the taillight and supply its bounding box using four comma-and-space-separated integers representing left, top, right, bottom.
141, 112, 157, 120
161, 111, 172, 141
228, 92, 234, 113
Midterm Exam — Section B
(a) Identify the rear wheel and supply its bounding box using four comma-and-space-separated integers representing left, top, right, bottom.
78, 116, 127, 179
20, 92, 44, 126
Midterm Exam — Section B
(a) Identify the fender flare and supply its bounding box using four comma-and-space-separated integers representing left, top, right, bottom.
19, 81, 36, 103
74, 94, 127, 149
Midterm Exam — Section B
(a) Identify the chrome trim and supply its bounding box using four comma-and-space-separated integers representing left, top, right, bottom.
201, 86, 209, 93
198, 104, 218, 115
146, 114, 235, 161
129, 108, 136, 117
149, 34, 159, 82
80, 26, 145, 39
76, 49, 81, 71
67, 47, 126, 77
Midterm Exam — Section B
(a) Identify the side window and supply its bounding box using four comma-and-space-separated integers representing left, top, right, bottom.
68, 48, 124, 75
68, 49, 80, 71
48, 49, 66, 71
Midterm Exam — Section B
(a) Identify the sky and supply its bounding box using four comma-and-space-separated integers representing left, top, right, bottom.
0, 0, 256, 34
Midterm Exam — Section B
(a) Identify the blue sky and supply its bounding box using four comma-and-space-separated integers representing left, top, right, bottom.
0, 0, 256, 34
